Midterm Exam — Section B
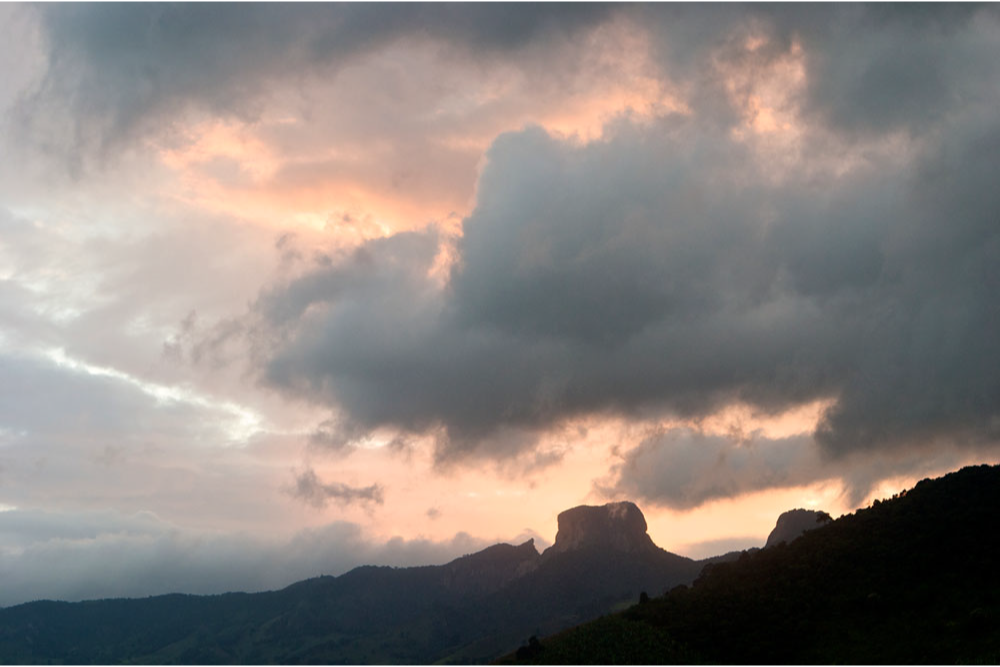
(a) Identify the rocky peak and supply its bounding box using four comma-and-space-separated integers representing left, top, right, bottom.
545, 501, 657, 555
765, 508, 832, 548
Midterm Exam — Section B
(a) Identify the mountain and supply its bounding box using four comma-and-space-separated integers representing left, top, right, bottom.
502, 464, 1000, 664
444, 502, 703, 661
764, 508, 832, 548
544, 502, 656, 554
0, 501, 706, 664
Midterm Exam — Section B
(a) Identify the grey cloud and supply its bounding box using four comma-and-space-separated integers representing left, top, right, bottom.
0, 508, 170, 550
0, 352, 208, 441
18, 5, 1000, 168
603, 428, 823, 510
637, 4, 1000, 138
781, 4, 1000, 137
257, 120, 793, 457
0, 200, 281, 392
290, 468, 384, 509
812, 113, 1000, 457
255, 231, 441, 329
21, 3, 615, 158
605, 427, 983, 511
308, 418, 366, 454
575, 4, 1000, 155
604, 426, 984, 511
246, 116, 843, 454
249, 43, 1000, 477
0, 349, 297, 536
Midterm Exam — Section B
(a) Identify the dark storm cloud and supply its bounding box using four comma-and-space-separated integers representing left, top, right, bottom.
604, 429, 823, 510
290, 468, 384, 509
22, 3, 614, 155
636, 4, 1000, 137
308, 418, 368, 454
601, 423, 975, 510
248, 3, 1000, 475
777, 4, 999, 137
249, 116, 855, 457
20, 4, 1000, 161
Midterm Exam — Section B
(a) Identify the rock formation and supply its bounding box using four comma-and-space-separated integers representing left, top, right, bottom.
544, 501, 658, 555
765, 508, 832, 548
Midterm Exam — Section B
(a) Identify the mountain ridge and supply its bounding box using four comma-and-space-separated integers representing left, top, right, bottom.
0, 499, 723, 664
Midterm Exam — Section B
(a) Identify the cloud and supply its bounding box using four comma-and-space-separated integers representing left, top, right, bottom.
636, 4, 1000, 138
0, 351, 209, 442
602, 428, 823, 510
7, 4, 999, 529
18, 4, 615, 159
603, 426, 986, 511
307, 418, 366, 454
289, 468, 385, 509
777, 4, 1000, 137
238, 7, 1000, 481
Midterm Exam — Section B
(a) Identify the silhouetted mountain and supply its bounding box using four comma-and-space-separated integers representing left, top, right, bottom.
443, 503, 703, 662
0, 501, 707, 664
764, 507, 832, 548
543, 501, 656, 555
502, 464, 1000, 664
442, 539, 541, 595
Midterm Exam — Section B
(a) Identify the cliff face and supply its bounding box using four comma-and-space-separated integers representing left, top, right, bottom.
765, 508, 832, 548
544, 501, 658, 556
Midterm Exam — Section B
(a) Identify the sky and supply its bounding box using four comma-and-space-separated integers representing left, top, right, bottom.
1, 3, 1000, 607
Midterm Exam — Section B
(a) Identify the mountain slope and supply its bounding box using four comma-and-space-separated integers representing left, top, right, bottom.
503, 464, 1000, 664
